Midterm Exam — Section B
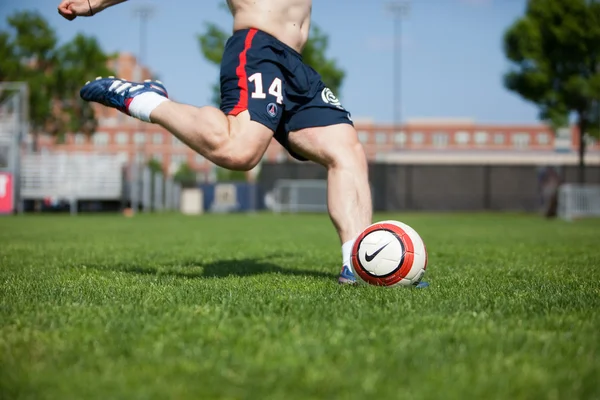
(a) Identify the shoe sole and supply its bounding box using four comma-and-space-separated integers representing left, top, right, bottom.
338, 277, 357, 285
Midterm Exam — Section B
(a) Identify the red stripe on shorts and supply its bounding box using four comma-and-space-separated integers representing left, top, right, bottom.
229, 29, 258, 115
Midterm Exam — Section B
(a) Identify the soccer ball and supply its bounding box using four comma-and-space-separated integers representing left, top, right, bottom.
351, 220, 428, 287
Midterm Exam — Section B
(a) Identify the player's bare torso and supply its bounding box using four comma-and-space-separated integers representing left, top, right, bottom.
226, 0, 311, 53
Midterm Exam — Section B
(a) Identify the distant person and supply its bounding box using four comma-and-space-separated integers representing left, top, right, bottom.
57, 0, 374, 285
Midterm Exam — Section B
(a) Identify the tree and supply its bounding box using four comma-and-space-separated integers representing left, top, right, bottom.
215, 166, 247, 182
503, 0, 600, 182
147, 158, 164, 175
173, 162, 197, 187
197, 7, 346, 107
197, 22, 230, 106
0, 11, 114, 147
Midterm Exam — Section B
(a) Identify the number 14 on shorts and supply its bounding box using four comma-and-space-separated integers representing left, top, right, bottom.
249, 73, 283, 104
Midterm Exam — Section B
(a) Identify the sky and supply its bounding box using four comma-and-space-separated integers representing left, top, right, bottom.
0, 0, 540, 124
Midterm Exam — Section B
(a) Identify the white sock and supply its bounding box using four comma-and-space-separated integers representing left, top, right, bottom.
342, 239, 356, 270
128, 92, 169, 122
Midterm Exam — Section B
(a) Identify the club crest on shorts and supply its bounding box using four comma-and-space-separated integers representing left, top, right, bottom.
266, 103, 278, 118
321, 88, 343, 109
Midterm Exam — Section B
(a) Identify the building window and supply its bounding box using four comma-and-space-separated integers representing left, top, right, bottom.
73, 133, 86, 145
152, 133, 164, 145
152, 154, 163, 162
455, 131, 470, 145
512, 132, 530, 149
411, 132, 424, 145
171, 154, 187, 166
432, 132, 449, 148
584, 134, 597, 147
375, 132, 387, 145
474, 131, 489, 145
134, 153, 146, 164
493, 133, 505, 145
556, 128, 571, 139
115, 131, 128, 145
99, 117, 118, 127
358, 131, 368, 143
134, 132, 146, 144
172, 136, 184, 147
537, 132, 550, 145
93, 132, 109, 147
394, 132, 407, 146
195, 154, 205, 165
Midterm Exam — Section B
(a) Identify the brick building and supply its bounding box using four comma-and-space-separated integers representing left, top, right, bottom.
35, 53, 599, 178
353, 117, 598, 159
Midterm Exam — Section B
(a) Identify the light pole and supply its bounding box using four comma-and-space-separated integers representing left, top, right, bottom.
386, 1, 411, 130
132, 4, 155, 212
132, 4, 155, 69
132, 4, 155, 156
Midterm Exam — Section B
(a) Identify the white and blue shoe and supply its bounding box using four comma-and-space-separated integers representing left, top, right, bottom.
338, 265, 429, 288
80, 76, 168, 115
338, 265, 357, 285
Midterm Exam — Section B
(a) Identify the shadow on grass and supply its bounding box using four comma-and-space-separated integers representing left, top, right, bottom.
82, 253, 335, 281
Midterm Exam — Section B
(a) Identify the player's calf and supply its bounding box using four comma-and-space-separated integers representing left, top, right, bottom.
80, 78, 275, 172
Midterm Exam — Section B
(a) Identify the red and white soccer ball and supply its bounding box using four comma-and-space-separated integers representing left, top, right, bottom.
351, 220, 428, 287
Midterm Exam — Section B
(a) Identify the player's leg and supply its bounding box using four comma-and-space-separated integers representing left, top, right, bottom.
286, 123, 373, 283
80, 29, 281, 171
146, 28, 283, 170
80, 78, 273, 172
287, 124, 371, 243
149, 104, 271, 171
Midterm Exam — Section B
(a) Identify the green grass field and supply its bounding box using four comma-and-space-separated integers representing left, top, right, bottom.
1, 212, 599, 400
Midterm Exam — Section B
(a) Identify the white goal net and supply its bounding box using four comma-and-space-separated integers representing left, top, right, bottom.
266, 179, 328, 213
558, 183, 600, 221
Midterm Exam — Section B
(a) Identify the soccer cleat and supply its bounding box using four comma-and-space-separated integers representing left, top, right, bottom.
338, 264, 357, 285
79, 77, 168, 115
414, 281, 429, 289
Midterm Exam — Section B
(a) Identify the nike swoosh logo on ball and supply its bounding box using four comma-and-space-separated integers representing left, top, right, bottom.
365, 242, 391, 262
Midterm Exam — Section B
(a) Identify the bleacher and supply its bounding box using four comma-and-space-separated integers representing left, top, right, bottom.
20, 153, 124, 201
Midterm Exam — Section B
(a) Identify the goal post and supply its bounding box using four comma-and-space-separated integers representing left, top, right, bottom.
267, 179, 329, 213
557, 183, 600, 221
265, 179, 374, 213
0, 82, 28, 215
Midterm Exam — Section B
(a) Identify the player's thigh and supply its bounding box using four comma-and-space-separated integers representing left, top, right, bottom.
219, 32, 283, 165
287, 123, 365, 167
224, 110, 275, 167
228, 110, 274, 150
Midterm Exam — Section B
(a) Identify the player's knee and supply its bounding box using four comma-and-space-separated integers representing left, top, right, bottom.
213, 146, 260, 171
351, 141, 368, 169
329, 139, 368, 171
227, 153, 260, 171
315, 126, 366, 170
